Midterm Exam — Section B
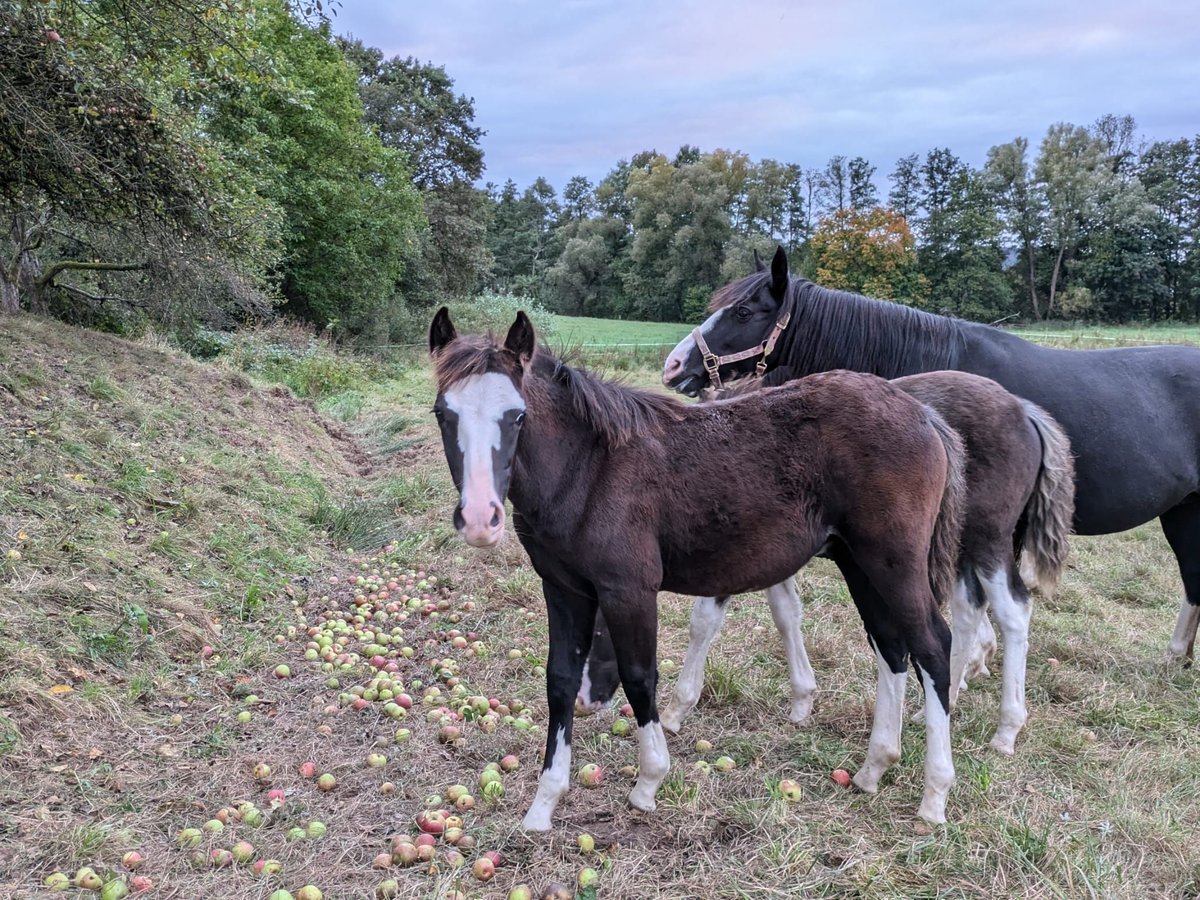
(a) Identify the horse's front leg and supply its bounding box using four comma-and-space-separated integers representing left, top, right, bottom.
600, 588, 670, 813
660, 596, 729, 733
523, 580, 597, 832
765, 577, 817, 722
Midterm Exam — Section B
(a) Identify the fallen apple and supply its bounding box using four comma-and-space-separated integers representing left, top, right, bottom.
779, 779, 803, 801
472, 857, 495, 882
231, 840, 255, 863
577, 833, 595, 853
831, 769, 853, 788
44, 872, 70, 891
121, 851, 144, 870
578, 763, 603, 788
318, 773, 336, 791
578, 867, 599, 889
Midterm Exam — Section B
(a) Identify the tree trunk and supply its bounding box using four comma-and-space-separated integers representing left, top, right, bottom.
18, 249, 45, 314
1047, 244, 1066, 318
1024, 238, 1041, 320
0, 267, 19, 313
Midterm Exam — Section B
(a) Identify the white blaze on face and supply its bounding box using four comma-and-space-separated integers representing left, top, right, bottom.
443, 372, 524, 548
662, 308, 725, 387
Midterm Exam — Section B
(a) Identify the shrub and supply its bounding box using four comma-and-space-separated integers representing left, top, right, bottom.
440, 293, 556, 340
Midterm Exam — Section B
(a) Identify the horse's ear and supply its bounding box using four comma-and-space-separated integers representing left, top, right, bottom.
504, 311, 535, 365
753, 248, 766, 272
429, 306, 457, 355
770, 246, 789, 298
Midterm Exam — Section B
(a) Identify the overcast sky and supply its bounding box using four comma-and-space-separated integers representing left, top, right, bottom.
333, 0, 1200, 192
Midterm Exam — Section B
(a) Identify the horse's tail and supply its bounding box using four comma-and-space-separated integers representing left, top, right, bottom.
1017, 400, 1075, 594
927, 409, 968, 609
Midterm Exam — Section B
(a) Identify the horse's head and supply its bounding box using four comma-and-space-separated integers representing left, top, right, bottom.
663, 246, 791, 396
429, 307, 533, 548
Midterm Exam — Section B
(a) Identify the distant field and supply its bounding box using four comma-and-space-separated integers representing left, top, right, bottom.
548, 315, 691, 347
548, 313, 1200, 351
1007, 322, 1200, 347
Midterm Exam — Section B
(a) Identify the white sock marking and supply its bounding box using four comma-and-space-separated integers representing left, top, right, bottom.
981, 568, 1032, 755
1168, 600, 1200, 660
853, 646, 906, 794
915, 667, 955, 825
628, 722, 670, 812
523, 726, 569, 831
766, 578, 817, 722
661, 597, 727, 733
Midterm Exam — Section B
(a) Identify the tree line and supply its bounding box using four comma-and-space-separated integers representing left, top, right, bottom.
485, 120, 1200, 325
4, 2, 1198, 340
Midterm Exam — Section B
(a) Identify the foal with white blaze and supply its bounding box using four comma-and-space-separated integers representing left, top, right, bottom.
430, 308, 968, 827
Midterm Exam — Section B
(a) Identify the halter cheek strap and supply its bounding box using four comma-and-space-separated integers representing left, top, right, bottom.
691, 308, 791, 390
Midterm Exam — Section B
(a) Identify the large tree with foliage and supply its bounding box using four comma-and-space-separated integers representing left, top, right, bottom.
341, 40, 488, 307
208, 5, 422, 337
622, 154, 730, 321
808, 207, 928, 303
0, 0, 283, 324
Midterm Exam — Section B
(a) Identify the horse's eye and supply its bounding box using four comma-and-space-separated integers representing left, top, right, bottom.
514, 412, 525, 426
735, 306, 753, 322
432, 408, 445, 423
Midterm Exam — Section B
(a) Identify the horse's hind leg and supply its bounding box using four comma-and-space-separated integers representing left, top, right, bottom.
1162, 497, 1200, 662
524, 580, 597, 832
948, 569, 983, 708
980, 561, 1032, 755
601, 590, 671, 814
765, 577, 817, 723
661, 596, 729, 734
854, 635, 908, 795
970, 613, 998, 680
836, 555, 908, 793
909, 611, 955, 825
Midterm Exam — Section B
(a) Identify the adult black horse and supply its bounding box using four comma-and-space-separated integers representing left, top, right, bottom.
662, 247, 1200, 662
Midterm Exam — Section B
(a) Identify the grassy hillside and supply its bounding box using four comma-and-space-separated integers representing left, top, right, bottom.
2, 315, 1200, 899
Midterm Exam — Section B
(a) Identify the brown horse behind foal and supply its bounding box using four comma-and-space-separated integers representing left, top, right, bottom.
581, 369, 1074, 757
429, 308, 967, 827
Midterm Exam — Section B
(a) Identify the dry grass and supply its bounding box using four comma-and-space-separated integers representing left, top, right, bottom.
2, 316, 1199, 899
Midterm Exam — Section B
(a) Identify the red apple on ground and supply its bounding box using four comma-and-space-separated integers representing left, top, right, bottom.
831, 768, 853, 788
578, 763, 603, 787
472, 857, 495, 882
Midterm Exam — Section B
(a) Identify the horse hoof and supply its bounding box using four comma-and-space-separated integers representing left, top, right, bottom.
788, 700, 814, 724
850, 771, 880, 794
917, 806, 947, 826
521, 810, 554, 832
627, 791, 657, 813
659, 711, 683, 735
988, 735, 1016, 756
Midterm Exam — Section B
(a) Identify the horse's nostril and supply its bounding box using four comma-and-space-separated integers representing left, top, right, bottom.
489, 504, 502, 528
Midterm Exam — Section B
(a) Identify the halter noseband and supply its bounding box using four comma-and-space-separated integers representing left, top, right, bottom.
691, 307, 791, 390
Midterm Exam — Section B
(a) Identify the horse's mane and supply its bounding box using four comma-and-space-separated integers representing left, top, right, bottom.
435, 333, 683, 449
433, 333, 522, 393
710, 273, 963, 379
530, 350, 683, 448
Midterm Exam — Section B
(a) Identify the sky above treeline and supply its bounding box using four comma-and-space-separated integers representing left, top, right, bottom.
334, 0, 1200, 192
